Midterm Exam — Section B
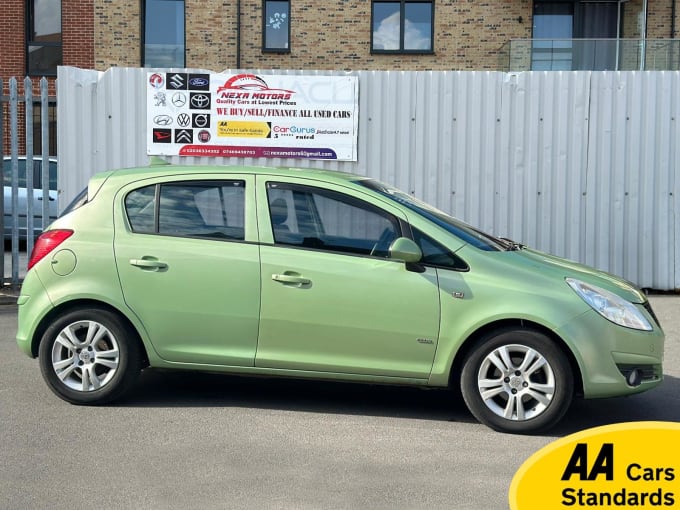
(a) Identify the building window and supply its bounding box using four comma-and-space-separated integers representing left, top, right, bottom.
26, 0, 62, 76
143, 0, 185, 67
371, 0, 434, 53
532, 1, 622, 71
263, 0, 290, 52
32, 102, 58, 156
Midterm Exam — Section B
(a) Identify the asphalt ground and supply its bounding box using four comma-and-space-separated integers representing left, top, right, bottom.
0, 296, 678, 509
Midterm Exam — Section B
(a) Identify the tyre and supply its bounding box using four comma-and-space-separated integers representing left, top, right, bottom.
460, 328, 573, 434
38, 308, 142, 405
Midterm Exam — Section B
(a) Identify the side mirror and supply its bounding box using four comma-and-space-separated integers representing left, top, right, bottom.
388, 237, 422, 263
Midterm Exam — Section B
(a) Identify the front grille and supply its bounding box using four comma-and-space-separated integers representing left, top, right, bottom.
642, 300, 661, 329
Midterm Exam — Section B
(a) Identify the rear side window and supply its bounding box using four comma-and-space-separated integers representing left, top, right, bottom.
125, 180, 245, 240
61, 187, 88, 216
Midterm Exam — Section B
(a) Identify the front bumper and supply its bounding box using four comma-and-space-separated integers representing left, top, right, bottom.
555, 304, 664, 399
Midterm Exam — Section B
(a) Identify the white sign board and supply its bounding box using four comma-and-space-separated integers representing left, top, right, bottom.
146, 72, 358, 161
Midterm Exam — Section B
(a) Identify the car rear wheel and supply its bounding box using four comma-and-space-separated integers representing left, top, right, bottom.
460, 328, 573, 434
38, 308, 142, 404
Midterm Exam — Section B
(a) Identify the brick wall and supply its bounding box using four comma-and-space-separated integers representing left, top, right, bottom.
95, 0, 535, 72
92, 0, 680, 72
94, 0, 141, 68
1, 0, 93, 154
63, 0, 95, 68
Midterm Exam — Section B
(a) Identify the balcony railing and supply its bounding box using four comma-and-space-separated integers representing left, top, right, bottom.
499, 39, 680, 72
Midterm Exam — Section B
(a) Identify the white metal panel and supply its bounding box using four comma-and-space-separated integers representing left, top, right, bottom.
57, 67, 680, 290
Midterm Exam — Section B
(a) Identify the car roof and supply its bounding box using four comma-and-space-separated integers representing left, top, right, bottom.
97, 161, 369, 187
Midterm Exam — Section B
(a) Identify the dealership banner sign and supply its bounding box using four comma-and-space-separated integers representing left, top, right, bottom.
146, 72, 358, 161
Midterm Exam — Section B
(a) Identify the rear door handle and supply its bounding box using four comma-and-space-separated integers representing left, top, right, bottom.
272, 273, 311, 286
130, 258, 168, 271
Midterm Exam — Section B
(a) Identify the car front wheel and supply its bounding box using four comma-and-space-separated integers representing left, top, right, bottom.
460, 328, 573, 434
38, 308, 142, 405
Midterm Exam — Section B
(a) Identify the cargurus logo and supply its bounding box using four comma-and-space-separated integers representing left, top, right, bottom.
290, 126, 315, 134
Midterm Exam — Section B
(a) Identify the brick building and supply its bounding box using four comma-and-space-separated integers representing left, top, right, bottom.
2, 0, 679, 154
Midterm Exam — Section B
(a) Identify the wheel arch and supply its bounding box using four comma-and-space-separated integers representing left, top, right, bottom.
30, 299, 150, 366
448, 318, 584, 397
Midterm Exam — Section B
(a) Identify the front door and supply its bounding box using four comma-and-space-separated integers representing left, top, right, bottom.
256, 180, 440, 379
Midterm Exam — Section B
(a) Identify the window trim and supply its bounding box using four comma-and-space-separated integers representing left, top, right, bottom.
141, 0, 187, 68
371, 0, 435, 55
26, 0, 63, 76
262, 0, 291, 53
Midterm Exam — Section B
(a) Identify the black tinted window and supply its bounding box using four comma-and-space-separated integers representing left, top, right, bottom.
412, 227, 468, 271
125, 181, 245, 240
267, 182, 400, 257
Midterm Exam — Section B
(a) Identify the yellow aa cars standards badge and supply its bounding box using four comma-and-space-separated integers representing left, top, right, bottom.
509, 422, 680, 509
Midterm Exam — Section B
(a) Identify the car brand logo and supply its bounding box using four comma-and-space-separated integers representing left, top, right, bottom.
153, 115, 173, 126
153, 92, 167, 107
192, 113, 210, 128
171, 93, 187, 108
167, 73, 187, 90
190, 93, 211, 109
175, 129, 193, 143
188, 74, 210, 90
189, 77, 209, 87
152, 128, 172, 143
177, 113, 191, 127
149, 73, 164, 89
198, 130, 211, 143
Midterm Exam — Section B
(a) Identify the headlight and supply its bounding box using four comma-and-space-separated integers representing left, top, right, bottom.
566, 278, 652, 331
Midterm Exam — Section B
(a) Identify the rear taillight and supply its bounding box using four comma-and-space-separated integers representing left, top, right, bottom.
28, 230, 74, 271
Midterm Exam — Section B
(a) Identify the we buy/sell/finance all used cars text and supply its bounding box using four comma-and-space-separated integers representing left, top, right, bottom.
16, 162, 665, 434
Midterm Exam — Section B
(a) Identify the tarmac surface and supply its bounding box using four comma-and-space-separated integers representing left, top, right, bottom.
0, 282, 678, 508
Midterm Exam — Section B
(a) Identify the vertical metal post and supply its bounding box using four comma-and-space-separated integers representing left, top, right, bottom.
41, 78, 50, 230
0, 78, 4, 288
25, 77, 35, 258
9, 78, 19, 285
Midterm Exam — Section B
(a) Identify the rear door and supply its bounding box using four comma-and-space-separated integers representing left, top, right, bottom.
113, 174, 261, 366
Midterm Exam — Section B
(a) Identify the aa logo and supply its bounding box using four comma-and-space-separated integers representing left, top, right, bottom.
509, 422, 680, 509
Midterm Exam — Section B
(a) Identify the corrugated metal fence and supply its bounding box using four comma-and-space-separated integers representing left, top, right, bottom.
1, 77, 55, 287
49, 68, 680, 290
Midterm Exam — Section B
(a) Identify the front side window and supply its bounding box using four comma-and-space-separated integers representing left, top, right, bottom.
263, 0, 290, 52
372, 0, 433, 53
125, 181, 245, 240
27, 0, 62, 76
267, 183, 400, 257
143, 0, 185, 67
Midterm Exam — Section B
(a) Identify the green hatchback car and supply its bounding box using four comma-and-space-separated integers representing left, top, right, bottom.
16, 162, 665, 433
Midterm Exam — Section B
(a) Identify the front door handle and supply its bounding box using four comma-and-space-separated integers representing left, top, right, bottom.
130, 258, 168, 271
272, 273, 311, 286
